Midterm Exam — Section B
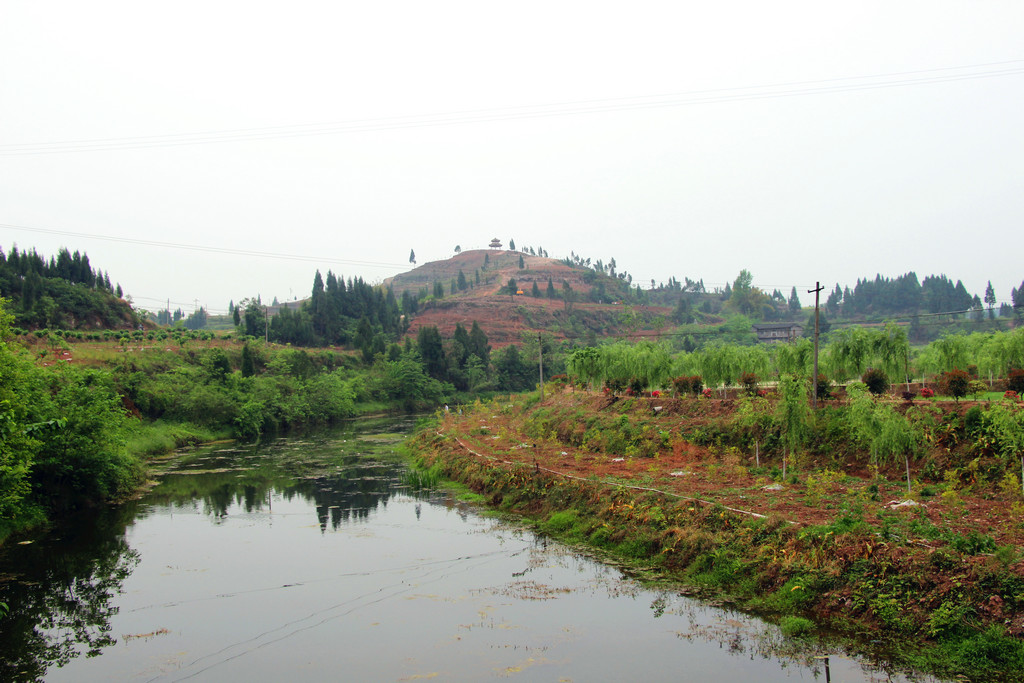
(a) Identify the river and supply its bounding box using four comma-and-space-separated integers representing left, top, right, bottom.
0, 417, 940, 682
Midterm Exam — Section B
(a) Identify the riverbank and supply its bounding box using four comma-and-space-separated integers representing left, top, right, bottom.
409, 391, 1024, 681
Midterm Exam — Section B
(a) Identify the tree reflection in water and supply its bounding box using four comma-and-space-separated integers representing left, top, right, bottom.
0, 505, 139, 681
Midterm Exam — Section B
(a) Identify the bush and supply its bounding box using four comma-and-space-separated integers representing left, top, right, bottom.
815, 374, 832, 400
672, 375, 691, 396
672, 375, 703, 396
1007, 369, 1024, 395
939, 368, 971, 402
862, 368, 890, 397
739, 372, 758, 396
779, 615, 815, 637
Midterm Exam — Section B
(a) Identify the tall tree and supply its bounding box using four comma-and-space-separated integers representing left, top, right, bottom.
416, 326, 446, 380
985, 280, 997, 319
409, 249, 416, 264
468, 321, 490, 364
788, 286, 802, 315
509, 238, 516, 251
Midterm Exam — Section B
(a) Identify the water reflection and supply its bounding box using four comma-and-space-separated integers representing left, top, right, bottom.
0, 417, 945, 682
0, 418, 414, 680
0, 505, 140, 681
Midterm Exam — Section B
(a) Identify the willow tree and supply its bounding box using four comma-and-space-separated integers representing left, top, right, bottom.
824, 327, 873, 383
735, 394, 773, 467
989, 400, 1024, 496
774, 337, 814, 378
872, 324, 911, 389
625, 340, 672, 392
848, 384, 922, 492
775, 374, 810, 479
737, 345, 772, 382
595, 340, 671, 394
973, 328, 1024, 387
931, 334, 970, 374
567, 347, 601, 391
698, 344, 744, 397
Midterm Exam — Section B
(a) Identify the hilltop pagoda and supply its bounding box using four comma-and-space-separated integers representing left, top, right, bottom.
488, 238, 502, 249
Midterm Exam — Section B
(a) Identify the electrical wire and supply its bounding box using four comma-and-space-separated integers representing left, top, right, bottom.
0, 222, 408, 271
2, 59, 1022, 156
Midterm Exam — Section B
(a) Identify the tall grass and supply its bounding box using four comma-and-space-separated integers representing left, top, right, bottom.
126, 421, 227, 457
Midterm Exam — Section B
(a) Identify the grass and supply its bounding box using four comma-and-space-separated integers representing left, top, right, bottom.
126, 421, 226, 457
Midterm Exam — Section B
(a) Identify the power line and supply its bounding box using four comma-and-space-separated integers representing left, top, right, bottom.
0, 222, 408, 271
2, 59, 1022, 156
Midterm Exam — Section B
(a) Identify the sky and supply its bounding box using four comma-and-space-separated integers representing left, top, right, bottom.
2, 1, 1022, 317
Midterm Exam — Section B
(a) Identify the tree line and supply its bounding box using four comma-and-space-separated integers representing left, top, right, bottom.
565, 325, 1024, 397
0, 246, 136, 330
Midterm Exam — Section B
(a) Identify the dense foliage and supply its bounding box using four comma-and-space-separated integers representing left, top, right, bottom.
0, 246, 137, 330
0, 300, 143, 539
563, 325, 1024, 396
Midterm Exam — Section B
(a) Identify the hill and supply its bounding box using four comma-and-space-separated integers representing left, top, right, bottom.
0, 245, 139, 330
385, 249, 672, 345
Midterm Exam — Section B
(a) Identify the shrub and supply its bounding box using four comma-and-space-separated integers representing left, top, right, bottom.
968, 379, 988, 399
902, 391, 917, 402
815, 374, 832, 400
779, 616, 815, 637
920, 387, 935, 398
939, 368, 971, 402
672, 375, 692, 396
739, 372, 758, 396
1007, 369, 1024, 395
861, 368, 890, 397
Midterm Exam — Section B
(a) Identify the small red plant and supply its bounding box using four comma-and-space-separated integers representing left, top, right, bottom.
702, 388, 713, 398
651, 390, 660, 398
920, 387, 935, 398
1005, 390, 1021, 402
757, 389, 768, 397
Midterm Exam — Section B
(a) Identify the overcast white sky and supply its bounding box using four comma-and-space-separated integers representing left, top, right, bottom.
2, 1, 1022, 316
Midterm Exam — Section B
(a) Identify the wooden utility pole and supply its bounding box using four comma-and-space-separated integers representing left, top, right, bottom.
808, 282, 824, 408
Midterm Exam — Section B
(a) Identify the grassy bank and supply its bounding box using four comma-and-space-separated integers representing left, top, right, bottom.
409, 391, 1024, 681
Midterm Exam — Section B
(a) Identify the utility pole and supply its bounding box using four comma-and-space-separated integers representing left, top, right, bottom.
538, 333, 544, 400
808, 282, 824, 409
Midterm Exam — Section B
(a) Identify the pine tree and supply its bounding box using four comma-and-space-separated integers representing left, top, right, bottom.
468, 321, 490, 363
509, 239, 516, 251
985, 281, 997, 319
409, 249, 416, 264
241, 343, 256, 377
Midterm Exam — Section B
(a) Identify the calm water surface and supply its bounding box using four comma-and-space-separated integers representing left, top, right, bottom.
0, 418, 940, 682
